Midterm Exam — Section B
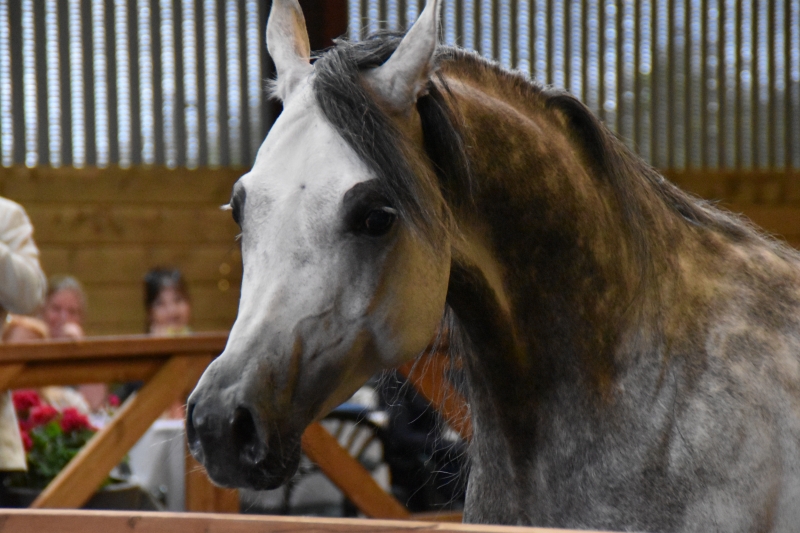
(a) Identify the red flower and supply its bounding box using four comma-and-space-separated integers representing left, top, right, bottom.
28, 405, 59, 428
59, 407, 93, 433
20, 430, 32, 452
12, 390, 40, 413
18, 419, 29, 432
107, 394, 120, 408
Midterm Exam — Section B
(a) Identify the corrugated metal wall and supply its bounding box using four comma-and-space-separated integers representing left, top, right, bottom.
350, 0, 800, 170
4, 1, 798, 171
1, 0, 270, 169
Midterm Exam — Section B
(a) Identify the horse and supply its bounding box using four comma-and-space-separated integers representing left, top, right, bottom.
186, 1, 800, 530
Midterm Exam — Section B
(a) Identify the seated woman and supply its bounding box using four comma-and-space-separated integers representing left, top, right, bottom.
147, 268, 191, 420
2, 315, 48, 343
0, 315, 49, 477
40, 275, 107, 413
117, 268, 192, 417
144, 268, 191, 336
40, 275, 86, 341
2, 315, 89, 413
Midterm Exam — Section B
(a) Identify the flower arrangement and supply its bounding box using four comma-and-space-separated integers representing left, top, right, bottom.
8, 389, 99, 490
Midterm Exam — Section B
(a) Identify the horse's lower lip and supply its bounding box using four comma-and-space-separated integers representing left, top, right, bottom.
243, 466, 293, 491
199, 455, 298, 490
196, 436, 302, 491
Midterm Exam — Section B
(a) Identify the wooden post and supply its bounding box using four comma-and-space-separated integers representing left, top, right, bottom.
299, 0, 348, 50
185, 450, 239, 513
0, 363, 25, 390
400, 354, 472, 440
31, 354, 211, 509
301, 422, 410, 519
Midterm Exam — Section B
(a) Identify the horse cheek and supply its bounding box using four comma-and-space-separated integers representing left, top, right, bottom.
372, 231, 451, 366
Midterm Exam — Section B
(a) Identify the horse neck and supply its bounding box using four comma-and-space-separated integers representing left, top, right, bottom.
440, 67, 684, 413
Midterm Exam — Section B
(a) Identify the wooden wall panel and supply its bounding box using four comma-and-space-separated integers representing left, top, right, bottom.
665, 170, 800, 249
1, 167, 798, 336
0, 167, 243, 336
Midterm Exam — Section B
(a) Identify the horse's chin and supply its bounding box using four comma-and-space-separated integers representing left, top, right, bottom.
192, 434, 302, 491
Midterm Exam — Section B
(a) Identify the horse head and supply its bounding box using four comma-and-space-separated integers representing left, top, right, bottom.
186, 0, 450, 489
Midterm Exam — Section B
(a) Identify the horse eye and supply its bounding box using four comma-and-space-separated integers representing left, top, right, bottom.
231, 204, 241, 227
363, 208, 397, 236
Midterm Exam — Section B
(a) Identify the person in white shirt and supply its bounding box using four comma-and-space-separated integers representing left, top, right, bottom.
0, 197, 46, 471
0, 198, 46, 323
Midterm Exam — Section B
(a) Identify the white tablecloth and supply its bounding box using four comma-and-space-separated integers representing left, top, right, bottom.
127, 419, 186, 511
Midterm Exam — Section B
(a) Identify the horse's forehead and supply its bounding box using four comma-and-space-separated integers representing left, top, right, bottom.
245, 83, 371, 200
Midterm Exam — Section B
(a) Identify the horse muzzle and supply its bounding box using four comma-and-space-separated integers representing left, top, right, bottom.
185, 393, 301, 490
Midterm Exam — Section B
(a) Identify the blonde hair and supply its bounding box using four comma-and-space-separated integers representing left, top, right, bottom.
2, 315, 50, 342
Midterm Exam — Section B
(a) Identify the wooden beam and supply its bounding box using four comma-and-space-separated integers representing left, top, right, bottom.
0, 509, 604, 533
300, 0, 348, 50
412, 511, 466, 523
31, 354, 211, 509
400, 353, 472, 440
10, 358, 163, 388
661, 168, 799, 183
0, 332, 228, 364
185, 450, 239, 513
301, 422, 410, 519
0, 363, 25, 390
725, 204, 800, 237
0, 165, 244, 203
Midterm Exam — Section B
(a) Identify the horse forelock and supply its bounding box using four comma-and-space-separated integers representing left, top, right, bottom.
312, 33, 463, 246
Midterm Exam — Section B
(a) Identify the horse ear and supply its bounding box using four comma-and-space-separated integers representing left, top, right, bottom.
366, 0, 440, 112
267, 0, 313, 100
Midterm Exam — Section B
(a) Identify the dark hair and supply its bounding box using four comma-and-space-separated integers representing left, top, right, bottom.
143, 268, 190, 312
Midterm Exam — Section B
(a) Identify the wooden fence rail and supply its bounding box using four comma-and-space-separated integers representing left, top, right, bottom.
0, 333, 232, 511
0, 509, 607, 533
0, 333, 468, 520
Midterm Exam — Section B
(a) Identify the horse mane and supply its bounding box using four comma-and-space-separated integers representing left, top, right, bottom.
313, 33, 469, 244
312, 37, 800, 482
313, 34, 793, 264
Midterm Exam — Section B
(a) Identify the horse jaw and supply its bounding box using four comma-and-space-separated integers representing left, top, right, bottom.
365, 0, 440, 113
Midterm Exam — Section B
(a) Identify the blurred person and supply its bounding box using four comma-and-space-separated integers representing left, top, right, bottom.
41, 276, 106, 412
0, 317, 42, 481
1, 315, 48, 343
116, 268, 192, 417
147, 268, 191, 419
1, 316, 89, 414
0, 197, 46, 474
144, 268, 191, 336
0, 198, 46, 325
40, 275, 86, 340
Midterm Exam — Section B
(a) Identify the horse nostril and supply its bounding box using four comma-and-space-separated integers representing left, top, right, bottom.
231, 406, 267, 465
185, 401, 202, 456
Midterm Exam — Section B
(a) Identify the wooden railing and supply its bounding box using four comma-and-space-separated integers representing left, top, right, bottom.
0, 509, 603, 533
0, 333, 468, 520
0, 333, 230, 510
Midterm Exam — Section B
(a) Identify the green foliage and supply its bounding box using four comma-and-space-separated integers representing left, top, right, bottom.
9, 421, 96, 490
